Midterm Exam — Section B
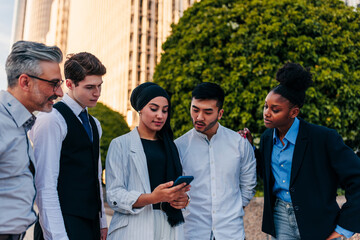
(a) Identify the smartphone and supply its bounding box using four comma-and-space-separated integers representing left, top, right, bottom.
173, 176, 194, 186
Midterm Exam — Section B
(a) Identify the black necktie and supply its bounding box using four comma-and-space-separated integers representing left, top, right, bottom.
79, 110, 92, 142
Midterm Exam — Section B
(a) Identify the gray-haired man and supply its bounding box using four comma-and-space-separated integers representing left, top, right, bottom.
0, 41, 63, 240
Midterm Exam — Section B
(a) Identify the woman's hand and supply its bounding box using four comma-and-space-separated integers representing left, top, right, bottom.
150, 181, 188, 204
326, 231, 343, 240
133, 181, 190, 208
238, 128, 253, 146
170, 191, 190, 209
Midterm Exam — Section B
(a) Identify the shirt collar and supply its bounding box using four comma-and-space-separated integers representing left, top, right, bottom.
0, 90, 35, 129
62, 93, 87, 116
193, 122, 222, 142
273, 117, 300, 145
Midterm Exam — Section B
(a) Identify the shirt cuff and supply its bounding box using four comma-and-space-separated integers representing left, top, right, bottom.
335, 225, 354, 239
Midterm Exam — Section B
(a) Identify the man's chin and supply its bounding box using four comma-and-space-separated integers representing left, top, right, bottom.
88, 102, 98, 108
194, 126, 205, 133
41, 105, 53, 113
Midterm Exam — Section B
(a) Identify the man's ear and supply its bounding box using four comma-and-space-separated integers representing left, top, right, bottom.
218, 109, 224, 120
18, 74, 32, 91
65, 79, 74, 90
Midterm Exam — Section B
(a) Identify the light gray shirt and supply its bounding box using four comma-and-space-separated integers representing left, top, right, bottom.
0, 90, 37, 234
175, 124, 257, 240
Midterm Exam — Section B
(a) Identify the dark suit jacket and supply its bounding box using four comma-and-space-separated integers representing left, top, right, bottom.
258, 118, 360, 239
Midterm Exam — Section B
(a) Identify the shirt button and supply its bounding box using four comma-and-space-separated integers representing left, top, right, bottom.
286, 192, 289, 194
282, 180, 285, 183
290, 187, 295, 192
113, 201, 117, 206
281, 164, 284, 167
294, 206, 300, 211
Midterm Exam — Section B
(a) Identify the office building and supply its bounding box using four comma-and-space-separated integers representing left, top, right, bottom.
12, 0, 199, 127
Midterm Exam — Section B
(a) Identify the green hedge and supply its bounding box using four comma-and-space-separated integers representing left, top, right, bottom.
153, 0, 360, 150
88, 102, 130, 168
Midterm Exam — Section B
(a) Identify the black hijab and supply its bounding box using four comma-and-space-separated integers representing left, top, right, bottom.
130, 82, 184, 227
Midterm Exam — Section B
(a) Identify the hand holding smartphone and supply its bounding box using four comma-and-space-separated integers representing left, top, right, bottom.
173, 176, 194, 186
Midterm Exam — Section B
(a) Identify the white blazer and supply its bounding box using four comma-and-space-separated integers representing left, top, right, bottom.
106, 128, 183, 240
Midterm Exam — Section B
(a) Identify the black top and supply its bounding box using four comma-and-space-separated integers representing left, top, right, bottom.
141, 138, 167, 192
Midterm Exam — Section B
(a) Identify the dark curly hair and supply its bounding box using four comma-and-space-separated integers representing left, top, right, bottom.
272, 62, 312, 108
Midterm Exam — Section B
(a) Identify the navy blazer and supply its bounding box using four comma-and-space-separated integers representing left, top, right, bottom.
258, 118, 360, 239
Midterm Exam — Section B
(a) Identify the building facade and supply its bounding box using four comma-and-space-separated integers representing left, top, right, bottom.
12, 0, 198, 127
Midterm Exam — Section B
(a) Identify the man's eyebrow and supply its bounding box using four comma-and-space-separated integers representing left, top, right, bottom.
84, 81, 103, 87
192, 105, 213, 111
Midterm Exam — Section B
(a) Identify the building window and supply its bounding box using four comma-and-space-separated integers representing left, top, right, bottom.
137, 71, 141, 83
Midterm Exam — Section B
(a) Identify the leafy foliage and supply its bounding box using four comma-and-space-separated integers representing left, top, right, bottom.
153, 0, 360, 150
88, 102, 130, 168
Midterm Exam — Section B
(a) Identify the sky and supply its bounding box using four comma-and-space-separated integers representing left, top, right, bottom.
0, 0, 15, 90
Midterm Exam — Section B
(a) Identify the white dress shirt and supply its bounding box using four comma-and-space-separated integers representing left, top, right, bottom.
175, 124, 257, 240
29, 94, 107, 240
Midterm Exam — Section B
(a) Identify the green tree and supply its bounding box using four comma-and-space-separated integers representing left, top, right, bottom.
88, 102, 130, 168
153, 0, 360, 150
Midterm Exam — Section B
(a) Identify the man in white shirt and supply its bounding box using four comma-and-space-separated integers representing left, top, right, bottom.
175, 82, 257, 240
29, 52, 108, 240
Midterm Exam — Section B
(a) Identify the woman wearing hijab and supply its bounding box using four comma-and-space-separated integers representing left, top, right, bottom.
105, 82, 190, 240
241, 63, 360, 239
